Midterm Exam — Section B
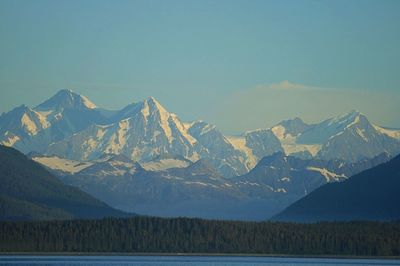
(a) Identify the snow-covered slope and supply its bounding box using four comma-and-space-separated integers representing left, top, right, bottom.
32, 155, 93, 174
227, 136, 258, 169
46, 97, 200, 162
141, 154, 192, 171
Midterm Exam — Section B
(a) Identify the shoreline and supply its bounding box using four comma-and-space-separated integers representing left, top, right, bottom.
0, 252, 399, 260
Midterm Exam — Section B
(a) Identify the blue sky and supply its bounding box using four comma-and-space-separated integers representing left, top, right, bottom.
1, 0, 399, 133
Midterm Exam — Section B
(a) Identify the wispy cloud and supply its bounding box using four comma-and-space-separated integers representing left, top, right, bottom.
254, 80, 323, 92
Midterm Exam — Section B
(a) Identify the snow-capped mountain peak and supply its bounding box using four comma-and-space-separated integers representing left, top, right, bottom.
46, 96, 201, 162
35, 89, 97, 111
141, 97, 173, 136
304, 110, 400, 161
0, 90, 108, 153
144, 96, 163, 108
0, 105, 49, 137
296, 110, 368, 145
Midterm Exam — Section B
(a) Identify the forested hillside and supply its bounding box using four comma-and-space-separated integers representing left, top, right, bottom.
0, 145, 129, 220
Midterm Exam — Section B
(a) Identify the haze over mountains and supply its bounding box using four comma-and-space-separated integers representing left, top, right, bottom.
1, 89, 400, 220
30, 151, 389, 220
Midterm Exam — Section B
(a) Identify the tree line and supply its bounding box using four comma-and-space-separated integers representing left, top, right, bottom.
0, 216, 399, 256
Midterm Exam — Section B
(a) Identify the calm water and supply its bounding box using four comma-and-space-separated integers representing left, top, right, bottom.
0, 256, 399, 266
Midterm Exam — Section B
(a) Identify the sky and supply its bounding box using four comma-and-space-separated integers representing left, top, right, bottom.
1, 0, 399, 134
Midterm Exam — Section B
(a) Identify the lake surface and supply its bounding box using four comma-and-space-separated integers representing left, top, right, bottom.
0, 255, 399, 266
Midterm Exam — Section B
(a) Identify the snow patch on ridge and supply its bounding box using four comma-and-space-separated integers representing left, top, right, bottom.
81, 95, 97, 109
271, 125, 287, 141
373, 125, 400, 139
33, 156, 92, 174
306, 166, 346, 182
142, 158, 191, 171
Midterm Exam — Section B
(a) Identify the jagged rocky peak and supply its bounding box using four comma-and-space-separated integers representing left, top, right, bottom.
35, 89, 97, 111
271, 117, 309, 139
115, 96, 172, 121
329, 110, 368, 126
325, 110, 378, 140
143, 96, 164, 110
279, 117, 307, 127
1, 105, 35, 119
279, 117, 308, 131
141, 96, 177, 125
243, 128, 284, 160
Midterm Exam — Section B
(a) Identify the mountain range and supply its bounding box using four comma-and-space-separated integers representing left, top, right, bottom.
1, 90, 400, 179
1, 89, 400, 220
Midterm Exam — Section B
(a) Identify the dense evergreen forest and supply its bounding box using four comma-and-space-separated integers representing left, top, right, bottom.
1, 217, 399, 256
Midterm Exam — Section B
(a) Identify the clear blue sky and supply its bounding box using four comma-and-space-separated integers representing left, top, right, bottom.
1, 0, 399, 133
